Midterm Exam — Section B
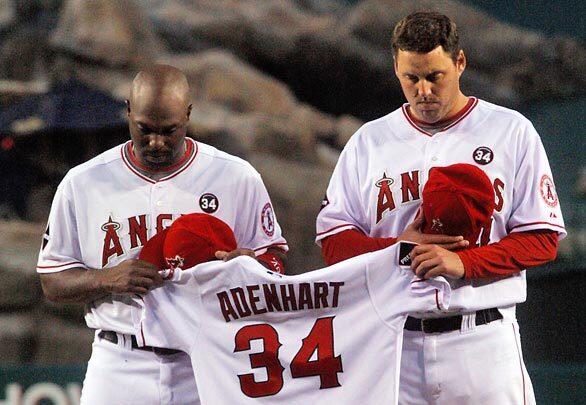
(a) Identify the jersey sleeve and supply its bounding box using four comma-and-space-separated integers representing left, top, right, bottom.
315, 134, 369, 245
37, 178, 87, 273
365, 244, 452, 325
233, 169, 288, 255
132, 269, 201, 354
507, 121, 566, 239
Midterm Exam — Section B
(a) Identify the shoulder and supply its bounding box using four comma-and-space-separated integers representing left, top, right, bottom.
343, 107, 403, 151
475, 99, 534, 129
196, 141, 262, 179
60, 143, 125, 187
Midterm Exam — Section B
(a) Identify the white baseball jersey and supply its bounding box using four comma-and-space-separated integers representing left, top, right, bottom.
37, 138, 288, 334
316, 98, 566, 313
132, 243, 451, 404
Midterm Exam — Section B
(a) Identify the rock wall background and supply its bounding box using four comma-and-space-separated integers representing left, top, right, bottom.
0, 0, 584, 366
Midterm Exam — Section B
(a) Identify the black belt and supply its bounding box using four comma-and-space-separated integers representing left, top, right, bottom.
98, 330, 182, 355
404, 308, 503, 334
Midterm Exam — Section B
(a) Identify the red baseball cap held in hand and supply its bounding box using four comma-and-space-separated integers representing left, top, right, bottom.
421, 164, 495, 247
139, 213, 237, 274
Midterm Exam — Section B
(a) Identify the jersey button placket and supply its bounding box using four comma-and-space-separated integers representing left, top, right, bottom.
429, 137, 441, 166
422, 137, 436, 172
150, 182, 164, 225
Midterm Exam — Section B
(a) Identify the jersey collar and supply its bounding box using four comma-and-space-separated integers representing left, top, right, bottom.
121, 138, 198, 184
402, 97, 478, 137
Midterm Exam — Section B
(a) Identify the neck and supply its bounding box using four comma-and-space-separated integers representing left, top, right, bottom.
410, 94, 471, 129
127, 140, 192, 180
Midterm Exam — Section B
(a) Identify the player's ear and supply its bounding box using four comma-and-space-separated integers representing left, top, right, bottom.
125, 99, 131, 116
455, 50, 466, 76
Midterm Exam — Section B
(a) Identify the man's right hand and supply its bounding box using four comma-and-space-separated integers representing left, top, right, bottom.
398, 210, 469, 250
98, 259, 164, 295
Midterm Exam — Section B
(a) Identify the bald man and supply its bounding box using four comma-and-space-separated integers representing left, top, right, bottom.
38, 65, 288, 404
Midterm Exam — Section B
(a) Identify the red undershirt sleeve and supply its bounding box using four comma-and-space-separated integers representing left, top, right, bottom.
457, 230, 558, 279
321, 229, 397, 265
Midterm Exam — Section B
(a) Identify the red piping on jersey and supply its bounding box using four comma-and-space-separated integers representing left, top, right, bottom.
127, 139, 194, 173
512, 323, 527, 405
121, 138, 198, 184
316, 223, 364, 237
508, 221, 565, 232
253, 243, 289, 252
37, 261, 85, 269
401, 97, 478, 136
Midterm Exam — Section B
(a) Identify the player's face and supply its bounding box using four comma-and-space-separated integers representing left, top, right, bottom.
127, 95, 192, 169
394, 46, 466, 124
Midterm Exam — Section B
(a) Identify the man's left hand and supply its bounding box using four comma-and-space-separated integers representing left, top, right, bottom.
215, 248, 256, 261
410, 244, 465, 279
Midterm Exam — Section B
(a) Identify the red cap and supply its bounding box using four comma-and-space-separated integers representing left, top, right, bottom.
163, 213, 237, 270
138, 228, 168, 269
422, 164, 495, 247
139, 214, 237, 274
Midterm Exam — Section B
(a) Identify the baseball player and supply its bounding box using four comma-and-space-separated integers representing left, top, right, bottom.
133, 212, 453, 404
37, 65, 288, 405
316, 12, 565, 405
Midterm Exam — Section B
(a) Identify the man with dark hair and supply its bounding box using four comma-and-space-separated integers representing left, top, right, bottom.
38, 64, 288, 404
316, 11, 565, 404
392, 11, 461, 62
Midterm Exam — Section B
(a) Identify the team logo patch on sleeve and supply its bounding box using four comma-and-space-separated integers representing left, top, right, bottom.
540, 174, 558, 207
261, 203, 275, 237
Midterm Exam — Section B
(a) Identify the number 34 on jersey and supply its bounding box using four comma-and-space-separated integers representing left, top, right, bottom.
234, 316, 342, 398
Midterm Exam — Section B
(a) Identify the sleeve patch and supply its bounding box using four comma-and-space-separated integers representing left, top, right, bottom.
261, 203, 275, 237
539, 174, 558, 207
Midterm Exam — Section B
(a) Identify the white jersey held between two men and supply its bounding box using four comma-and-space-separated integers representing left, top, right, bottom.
132, 243, 451, 404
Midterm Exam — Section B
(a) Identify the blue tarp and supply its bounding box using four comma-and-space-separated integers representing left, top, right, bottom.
0, 79, 126, 134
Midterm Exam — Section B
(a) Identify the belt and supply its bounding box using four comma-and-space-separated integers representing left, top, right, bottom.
404, 308, 503, 334
98, 330, 182, 355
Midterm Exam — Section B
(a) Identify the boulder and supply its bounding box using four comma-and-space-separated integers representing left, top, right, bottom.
168, 51, 362, 159
50, 0, 163, 67
163, 51, 298, 117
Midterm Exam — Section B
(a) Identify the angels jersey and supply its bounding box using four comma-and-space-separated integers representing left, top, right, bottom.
132, 243, 451, 404
37, 138, 288, 333
316, 98, 566, 313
